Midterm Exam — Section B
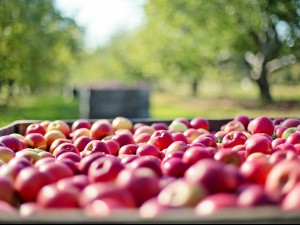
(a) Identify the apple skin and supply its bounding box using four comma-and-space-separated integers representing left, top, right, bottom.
237, 184, 278, 207
38, 160, 74, 183
190, 117, 209, 131
286, 131, 300, 145
24, 133, 47, 150
281, 118, 300, 128
90, 120, 114, 140
47, 120, 71, 138
111, 133, 135, 148
56, 174, 90, 193
0, 177, 16, 206
70, 128, 90, 142
173, 117, 192, 128
273, 117, 285, 126
56, 151, 81, 163
78, 152, 106, 174
73, 136, 92, 153
133, 125, 155, 137
281, 182, 300, 211
71, 119, 91, 132
119, 154, 139, 165
134, 133, 152, 144
234, 114, 251, 130
269, 150, 298, 165
79, 182, 136, 208
171, 132, 189, 144
14, 166, 53, 202
192, 135, 218, 148
0, 135, 23, 152
274, 125, 288, 138
147, 130, 174, 151
214, 148, 243, 166
184, 159, 238, 194
265, 159, 300, 201
183, 128, 203, 142
0, 147, 15, 163
151, 122, 168, 131
88, 155, 124, 183
195, 193, 238, 216
273, 143, 297, 153
25, 123, 46, 136
139, 197, 171, 218
112, 116, 133, 131
248, 116, 274, 136
52, 143, 80, 158
182, 146, 212, 166
19, 202, 44, 217
0, 200, 17, 215
164, 141, 188, 156
161, 157, 188, 178
271, 138, 286, 149
36, 183, 79, 208
244, 135, 273, 158
115, 167, 160, 207
223, 120, 245, 133
44, 130, 66, 147
101, 139, 120, 156
136, 143, 161, 158
221, 131, 248, 148
118, 143, 139, 156
157, 178, 207, 208
128, 155, 162, 176
240, 156, 273, 185
282, 127, 298, 139
49, 138, 72, 154
168, 121, 188, 133
81, 140, 110, 157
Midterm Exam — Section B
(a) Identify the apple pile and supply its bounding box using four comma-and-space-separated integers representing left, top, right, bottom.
0, 115, 299, 219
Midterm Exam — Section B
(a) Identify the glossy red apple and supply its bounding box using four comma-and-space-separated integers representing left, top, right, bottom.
78, 152, 106, 174
0, 135, 23, 152
44, 130, 66, 147
190, 117, 209, 131
134, 133, 152, 144
111, 133, 135, 147
133, 125, 155, 137
214, 148, 243, 166
221, 131, 248, 148
0, 177, 16, 206
24, 133, 47, 150
234, 114, 251, 130
81, 140, 110, 157
244, 135, 273, 157
281, 118, 300, 128
52, 143, 80, 158
0, 147, 15, 163
70, 128, 90, 141
73, 136, 92, 153
47, 120, 71, 138
118, 143, 139, 156
38, 160, 74, 183
25, 123, 46, 136
286, 131, 300, 145
71, 119, 91, 131
101, 139, 120, 156
248, 116, 274, 136
182, 146, 211, 166
164, 141, 188, 156
281, 182, 300, 211
147, 130, 174, 151
223, 120, 245, 133
49, 138, 72, 154
136, 143, 161, 158
269, 150, 298, 165
161, 157, 188, 178
90, 120, 114, 140
168, 121, 188, 133
151, 122, 168, 131
128, 155, 162, 176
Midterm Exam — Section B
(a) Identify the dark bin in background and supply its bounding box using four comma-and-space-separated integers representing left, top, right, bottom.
78, 87, 150, 119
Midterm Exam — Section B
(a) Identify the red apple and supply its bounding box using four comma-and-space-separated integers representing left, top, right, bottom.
19, 202, 44, 217
0, 147, 15, 163
49, 138, 72, 154
119, 154, 139, 165
56, 151, 81, 162
90, 120, 114, 140
168, 121, 188, 133
192, 135, 217, 148
234, 114, 251, 130
0, 177, 16, 206
56, 174, 90, 192
248, 116, 274, 136
275, 125, 288, 138
151, 122, 168, 131
139, 197, 170, 218
25, 123, 46, 136
47, 120, 71, 138
183, 128, 203, 142
134, 133, 152, 144
71, 119, 91, 131
111, 133, 135, 147
282, 118, 300, 128
24, 133, 47, 150
118, 143, 139, 156
115, 167, 160, 207
282, 182, 300, 211
15, 148, 41, 164
171, 132, 189, 144
136, 143, 161, 158
102, 139, 120, 156
161, 157, 188, 178
195, 193, 238, 216
273, 143, 297, 153
70, 128, 90, 141
128, 155, 162, 176
0, 135, 23, 152
164, 141, 188, 156
182, 146, 212, 166
273, 117, 284, 126
286, 131, 300, 145
78, 152, 106, 174
88, 155, 124, 183
190, 117, 209, 131
112, 117, 133, 131
214, 148, 243, 166
271, 138, 286, 149
81, 140, 110, 157
223, 120, 245, 133
269, 150, 298, 165
133, 125, 155, 137
52, 143, 80, 158
147, 130, 174, 151
221, 131, 248, 148
44, 130, 66, 147
244, 135, 273, 157
38, 160, 74, 183
0, 200, 17, 215
173, 118, 192, 128
73, 136, 92, 153
14, 166, 53, 202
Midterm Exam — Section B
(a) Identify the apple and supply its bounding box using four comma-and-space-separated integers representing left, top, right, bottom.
47, 120, 71, 138
134, 133, 152, 144
161, 151, 184, 165
237, 184, 277, 207
273, 143, 297, 153
274, 125, 288, 138
265, 159, 300, 201
132, 122, 146, 133
118, 143, 139, 156
158, 178, 207, 208
234, 114, 251, 130
78, 152, 106, 174
88, 155, 124, 183
164, 141, 188, 156
79, 182, 136, 208
282, 182, 300, 211
56, 174, 90, 192
168, 121, 188, 133
39, 120, 51, 130
15, 148, 41, 164
273, 117, 284, 126
128, 155, 162, 176
14, 166, 53, 202
182, 146, 211, 166
195, 193, 238, 216
24, 133, 47, 150
90, 120, 114, 140
81, 140, 110, 157
49, 138, 72, 154
147, 130, 174, 151
0, 135, 23, 152
161, 157, 188, 178
282, 127, 298, 139
19, 202, 44, 217
38, 160, 74, 183
136, 143, 161, 158
111, 133, 135, 147
71, 119, 91, 131
0, 177, 16, 206
139, 197, 170, 218
221, 131, 248, 148
269, 150, 298, 165
112, 116, 133, 131
240, 156, 273, 185
25, 123, 46, 136
44, 130, 66, 147
73, 136, 92, 153
271, 138, 286, 149
223, 120, 245, 133
133, 125, 155, 137
52, 143, 80, 158
0, 147, 15, 163
214, 148, 243, 166
286, 131, 300, 145
192, 135, 218, 148
151, 122, 168, 131
115, 167, 160, 207
171, 132, 189, 144
118, 154, 139, 165
36, 183, 79, 208
70, 128, 90, 141
281, 118, 300, 128
244, 135, 273, 157
173, 118, 192, 128
248, 116, 274, 136
101, 139, 120, 156
214, 130, 228, 143
56, 151, 81, 163
190, 117, 209, 131
184, 159, 238, 194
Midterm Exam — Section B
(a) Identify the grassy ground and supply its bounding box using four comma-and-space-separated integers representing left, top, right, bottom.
0, 82, 299, 128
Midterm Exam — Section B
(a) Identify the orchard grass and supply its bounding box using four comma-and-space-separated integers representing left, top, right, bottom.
0, 82, 299, 128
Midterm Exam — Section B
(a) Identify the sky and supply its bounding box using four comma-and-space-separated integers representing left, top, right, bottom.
55, 0, 146, 50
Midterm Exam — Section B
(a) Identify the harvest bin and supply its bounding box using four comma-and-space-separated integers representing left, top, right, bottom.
0, 119, 300, 224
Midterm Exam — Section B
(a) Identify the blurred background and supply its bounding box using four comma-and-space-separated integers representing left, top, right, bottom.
0, 0, 299, 126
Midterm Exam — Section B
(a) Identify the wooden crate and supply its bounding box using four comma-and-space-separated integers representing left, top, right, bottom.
0, 119, 300, 223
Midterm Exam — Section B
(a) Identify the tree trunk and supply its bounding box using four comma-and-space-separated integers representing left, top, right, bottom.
191, 78, 198, 97
255, 65, 273, 103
